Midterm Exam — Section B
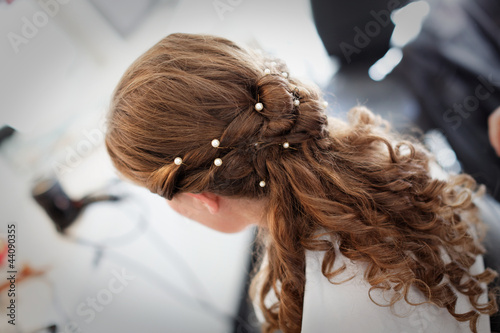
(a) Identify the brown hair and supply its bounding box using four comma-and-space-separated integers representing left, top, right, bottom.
105, 33, 498, 333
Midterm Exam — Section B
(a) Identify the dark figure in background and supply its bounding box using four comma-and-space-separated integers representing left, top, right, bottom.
311, 0, 408, 68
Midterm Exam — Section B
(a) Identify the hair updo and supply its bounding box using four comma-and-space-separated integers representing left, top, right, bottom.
106, 33, 330, 201
106, 33, 497, 333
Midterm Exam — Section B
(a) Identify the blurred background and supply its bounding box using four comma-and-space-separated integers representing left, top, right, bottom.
0, 0, 499, 332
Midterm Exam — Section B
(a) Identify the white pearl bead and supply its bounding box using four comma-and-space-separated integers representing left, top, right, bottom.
174, 157, 182, 165
322, 101, 329, 108
255, 102, 263, 111
293, 99, 300, 106
271, 61, 277, 67
211, 139, 220, 148
283, 142, 290, 149
214, 158, 222, 166
259, 180, 266, 187
264, 68, 271, 75
281, 72, 288, 78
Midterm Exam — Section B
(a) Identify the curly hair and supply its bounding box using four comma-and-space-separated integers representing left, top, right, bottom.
105, 33, 498, 333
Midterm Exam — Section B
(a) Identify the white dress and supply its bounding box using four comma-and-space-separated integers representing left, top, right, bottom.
256, 245, 491, 333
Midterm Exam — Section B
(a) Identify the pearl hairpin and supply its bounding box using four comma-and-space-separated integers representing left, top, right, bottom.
271, 61, 277, 67
255, 102, 264, 111
293, 99, 300, 106
264, 68, 271, 75
281, 72, 288, 78
283, 142, 290, 149
322, 101, 328, 108
174, 157, 183, 165
212, 140, 222, 166
259, 180, 266, 187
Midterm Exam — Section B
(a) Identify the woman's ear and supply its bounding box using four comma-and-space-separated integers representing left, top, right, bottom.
185, 192, 220, 214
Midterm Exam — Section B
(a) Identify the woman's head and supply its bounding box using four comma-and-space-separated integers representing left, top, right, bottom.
106, 33, 497, 333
